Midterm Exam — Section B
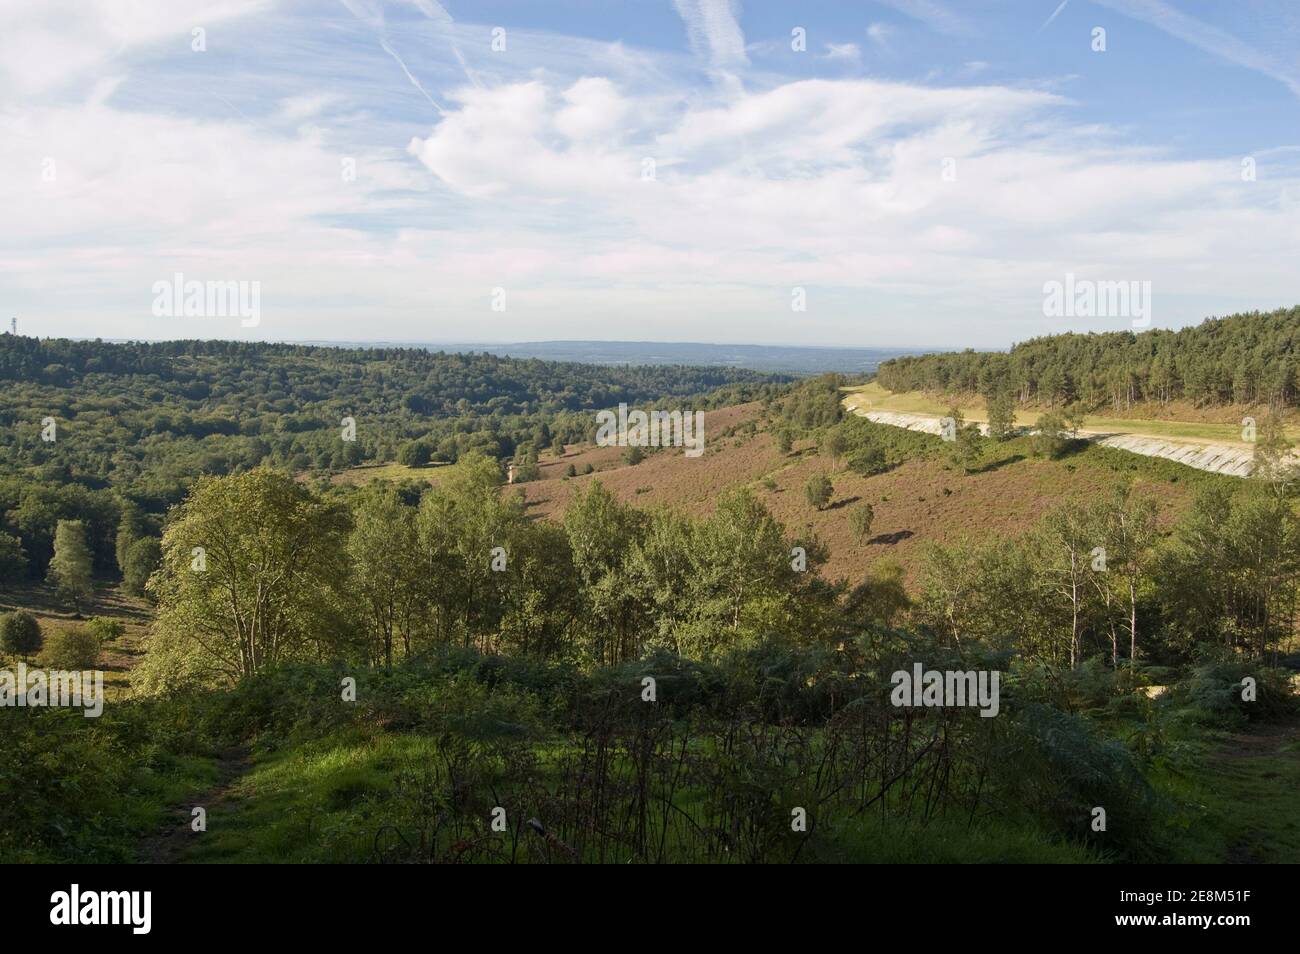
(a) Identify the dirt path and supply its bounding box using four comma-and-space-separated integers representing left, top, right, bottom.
140, 747, 251, 864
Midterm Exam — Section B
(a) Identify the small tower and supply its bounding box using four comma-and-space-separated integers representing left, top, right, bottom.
507, 462, 515, 484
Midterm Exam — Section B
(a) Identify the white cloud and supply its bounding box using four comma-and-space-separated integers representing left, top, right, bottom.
822, 43, 861, 63
0, 0, 269, 100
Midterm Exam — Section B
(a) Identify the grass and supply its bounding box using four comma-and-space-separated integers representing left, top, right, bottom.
1154, 722, 1300, 863
0, 582, 151, 700
330, 458, 467, 487
179, 728, 437, 863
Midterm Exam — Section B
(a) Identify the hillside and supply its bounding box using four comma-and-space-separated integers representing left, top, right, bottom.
876, 306, 1300, 413
338, 397, 1221, 588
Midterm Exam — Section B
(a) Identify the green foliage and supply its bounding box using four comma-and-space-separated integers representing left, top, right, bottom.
877, 307, 1300, 411
848, 501, 874, 542
86, 616, 125, 642
0, 610, 42, 655
986, 388, 1017, 441
47, 519, 93, 612
396, 440, 432, 467
999, 703, 1167, 860
141, 468, 353, 689
1166, 658, 1298, 727
121, 536, 161, 597
804, 474, 832, 510
39, 627, 100, 669
1031, 411, 1068, 458
0, 531, 28, 582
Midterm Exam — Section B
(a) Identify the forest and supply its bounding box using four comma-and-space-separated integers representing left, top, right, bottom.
1, 334, 1298, 864
876, 306, 1300, 411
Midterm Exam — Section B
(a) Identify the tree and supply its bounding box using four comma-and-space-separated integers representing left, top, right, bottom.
844, 559, 910, 627
775, 427, 794, 454
512, 448, 541, 482
985, 390, 1016, 441
1252, 412, 1296, 494
1031, 411, 1067, 458
349, 484, 423, 668
622, 445, 645, 466
416, 452, 522, 650
48, 520, 93, 614
849, 502, 875, 543
144, 469, 351, 686
0, 610, 42, 656
0, 532, 28, 583
397, 440, 432, 467
954, 421, 983, 473
805, 474, 833, 510
1036, 503, 1101, 669
115, 499, 149, 577
1105, 484, 1157, 670
122, 537, 161, 598
823, 428, 848, 467
561, 481, 645, 663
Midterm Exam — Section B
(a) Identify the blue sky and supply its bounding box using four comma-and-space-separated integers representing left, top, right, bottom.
2, 0, 1298, 348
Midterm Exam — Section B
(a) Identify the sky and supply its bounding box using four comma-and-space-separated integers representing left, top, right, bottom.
1, 0, 1298, 349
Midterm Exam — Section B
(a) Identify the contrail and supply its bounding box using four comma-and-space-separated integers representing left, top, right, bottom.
1041, 0, 1070, 30
380, 38, 447, 115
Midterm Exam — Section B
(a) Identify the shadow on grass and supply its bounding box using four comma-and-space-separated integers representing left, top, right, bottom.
868, 529, 915, 545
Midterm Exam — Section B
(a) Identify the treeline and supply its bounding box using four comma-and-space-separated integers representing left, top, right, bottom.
877, 307, 1300, 411
137, 445, 1300, 693
918, 482, 1299, 668
138, 460, 838, 687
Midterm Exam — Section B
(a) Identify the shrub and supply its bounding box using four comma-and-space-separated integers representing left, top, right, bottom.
804, 474, 833, 510
847, 444, 887, 476
1167, 658, 1298, 726
397, 441, 432, 467
0, 611, 42, 656
848, 502, 874, 542
39, 627, 101, 670
86, 617, 126, 642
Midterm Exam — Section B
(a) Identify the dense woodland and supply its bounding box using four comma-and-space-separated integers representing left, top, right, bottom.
0, 334, 780, 587
1, 335, 1298, 864
877, 307, 1300, 411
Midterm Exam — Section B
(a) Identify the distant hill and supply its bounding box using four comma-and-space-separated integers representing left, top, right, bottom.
294, 339, 923, 376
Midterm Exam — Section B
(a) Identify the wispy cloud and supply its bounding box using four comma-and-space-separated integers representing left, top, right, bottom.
1094, 0, 1300, 99
672, 0, 748, 87
875, 0, 974, 38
